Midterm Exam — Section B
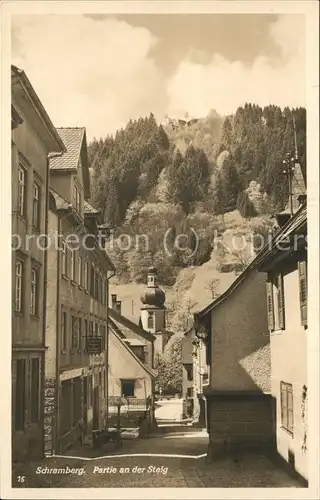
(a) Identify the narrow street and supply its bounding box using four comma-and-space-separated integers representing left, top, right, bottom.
13, 399, 302, 488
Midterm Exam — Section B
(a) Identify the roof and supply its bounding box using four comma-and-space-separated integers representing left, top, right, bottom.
11, 65, 65, 153
124, 338, 146, 347
255, 204, 307, 271
195, 203, 307, 321
49, 127, 85, 170
84, 200, 100, 215
109, 308, 156, 342
109, 322, 157, 378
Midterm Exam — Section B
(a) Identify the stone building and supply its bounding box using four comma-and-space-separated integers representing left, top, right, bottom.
45, 127, 115, 454
194, 260, 273, 459
11, 65, 65, 461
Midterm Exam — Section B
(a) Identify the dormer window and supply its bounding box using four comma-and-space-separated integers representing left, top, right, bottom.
73, 184, 81, 213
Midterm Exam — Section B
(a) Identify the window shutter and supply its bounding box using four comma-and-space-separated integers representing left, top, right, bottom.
298, 260, 307, 326
278, 273, 285, 330
266, 280, 275, 332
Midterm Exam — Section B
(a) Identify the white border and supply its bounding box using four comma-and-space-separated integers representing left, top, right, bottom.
1, 1, 319, 499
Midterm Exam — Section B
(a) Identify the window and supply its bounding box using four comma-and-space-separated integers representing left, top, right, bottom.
266, 279, 275, 331
100, 324, 106, 350
32, 182, 40, 229
30, 267, 38, 316
94, 269, 98, 299
298, 260, 307, 326
280, 382, 294, 434
78, 256, 83, 286
276, 273, 285, 330
70, 249, 76, 281
62, 240, 67, 276
84, 262, 89, 290
90, 264, 95, 296
89, 320, 93, 337
88, 375, 93, 407
78, 318, 82, 349
14, 359, 26, 430
30, 358, 40, 423
61, 311, 67, 351
71, 316, 79, 349
147, 311, 154, 330
121, 379, 135, 397
15, 260, 23, 312
187, 387, 193, 398
267, 274, 285, 331
73, 184, 81, 213
18, 165, 26, 217
102, 277, 106, 305
186, 365, 193, 382
99, 372, 103, 398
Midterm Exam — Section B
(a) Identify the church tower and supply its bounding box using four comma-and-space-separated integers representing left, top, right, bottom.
140, 267, 169, 355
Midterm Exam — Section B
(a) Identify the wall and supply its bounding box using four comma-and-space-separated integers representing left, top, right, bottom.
12, 115, 48, 346
108, 330, 152, 400
270, 262, 308, 480
44, 209, 59, 455
204, 269, 273, 455
140, 306, 165, 334
50, 171, 72, 205
206, 394, 275, 458
11, 101, 49, 461
210, 270, 270, 392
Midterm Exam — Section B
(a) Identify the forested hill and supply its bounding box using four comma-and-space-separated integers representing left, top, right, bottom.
88, 104, 306, 286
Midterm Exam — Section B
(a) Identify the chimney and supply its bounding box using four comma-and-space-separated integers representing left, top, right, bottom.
111, 294, 117, 309
115, 300, 121, 315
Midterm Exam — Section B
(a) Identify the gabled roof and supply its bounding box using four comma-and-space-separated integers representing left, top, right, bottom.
109, 308, 156, 342
11, 65, 65, 153
84, 200, 100, 215
109, 322, 157, 378
49, 127, 85, 170
256, 204, 307, 272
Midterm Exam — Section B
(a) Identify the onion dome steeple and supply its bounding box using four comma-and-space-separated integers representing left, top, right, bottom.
140, 267, 166, 308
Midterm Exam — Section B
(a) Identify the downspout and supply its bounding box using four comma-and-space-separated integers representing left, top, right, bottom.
41, 155, 50, 457
54, 214, 61, 453
106, 268, 115, 430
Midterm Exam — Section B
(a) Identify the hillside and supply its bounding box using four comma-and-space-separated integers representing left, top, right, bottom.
109, 210, 274, 334
88, 104, 306, 334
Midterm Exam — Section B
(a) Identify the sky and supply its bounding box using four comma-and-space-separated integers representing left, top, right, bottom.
11, 13, 306, 140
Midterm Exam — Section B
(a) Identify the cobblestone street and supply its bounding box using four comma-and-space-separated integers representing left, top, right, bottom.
12, 429, 303, 489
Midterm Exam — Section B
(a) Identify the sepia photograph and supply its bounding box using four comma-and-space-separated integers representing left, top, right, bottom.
1, 1, 319, 498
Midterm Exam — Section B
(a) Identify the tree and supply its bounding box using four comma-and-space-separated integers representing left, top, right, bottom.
220, 154, 241, 208
237, 190, 257, 218
213, 171, 226, 221
205, 278, 220, 299
155, 336, 183, 395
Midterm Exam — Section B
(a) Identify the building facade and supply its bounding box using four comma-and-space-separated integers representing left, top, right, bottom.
182, 327, 209, 426
45, 127, 115, 455
257, 204, 308, 482
109, 300, 155, 371
194, 264, 274, 459
11, 66, 65, 461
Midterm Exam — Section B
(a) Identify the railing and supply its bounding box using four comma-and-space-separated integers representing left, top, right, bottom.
108, 397, 148, 414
